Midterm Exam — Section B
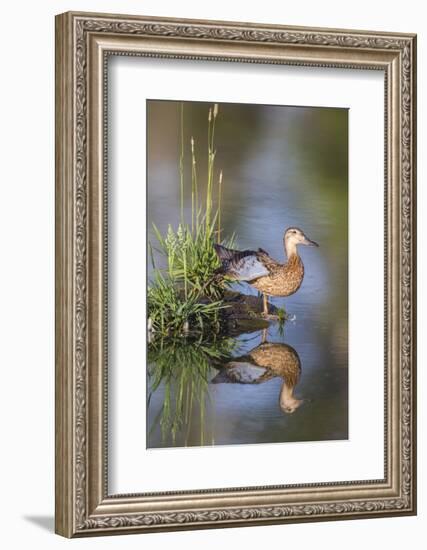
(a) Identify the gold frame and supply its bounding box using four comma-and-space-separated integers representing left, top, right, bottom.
55, 11, 417, 537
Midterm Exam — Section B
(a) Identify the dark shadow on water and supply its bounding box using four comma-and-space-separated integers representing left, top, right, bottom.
23, 515, 54, 532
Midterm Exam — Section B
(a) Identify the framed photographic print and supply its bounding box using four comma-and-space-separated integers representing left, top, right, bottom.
55, 11, 417, 537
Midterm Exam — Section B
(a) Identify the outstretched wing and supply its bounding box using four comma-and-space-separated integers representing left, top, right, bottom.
214, 244, 251, 262
256, 247, 280, 271
214, 244, 270, 281
211, 362, 267, 384
231, 254, 270, 281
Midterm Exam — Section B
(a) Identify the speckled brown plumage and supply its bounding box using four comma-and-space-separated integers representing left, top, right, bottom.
213, 341, 301, 389
211, 340, 304, 413
250, 253, 304, 297
214, 227, 318, 316
247, 342, 301, 387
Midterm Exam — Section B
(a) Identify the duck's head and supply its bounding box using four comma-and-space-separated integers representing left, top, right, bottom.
285, 227, 319, 247
279, 393, 305, 414
284, 227, 319, 257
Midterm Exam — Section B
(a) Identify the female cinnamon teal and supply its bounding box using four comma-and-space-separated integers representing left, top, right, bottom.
214, 227, 318, 317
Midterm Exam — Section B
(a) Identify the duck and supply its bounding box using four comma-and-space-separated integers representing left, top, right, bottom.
211, 331, 304, 414
214, 227, 318, 318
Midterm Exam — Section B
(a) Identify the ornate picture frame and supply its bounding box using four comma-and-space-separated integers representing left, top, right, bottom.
55, 11, 416, 537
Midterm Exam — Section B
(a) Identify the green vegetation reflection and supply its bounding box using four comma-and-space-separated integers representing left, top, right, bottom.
147, 336, 236, 445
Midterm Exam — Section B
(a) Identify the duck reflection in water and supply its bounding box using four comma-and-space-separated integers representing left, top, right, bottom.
211, 330, 304, 414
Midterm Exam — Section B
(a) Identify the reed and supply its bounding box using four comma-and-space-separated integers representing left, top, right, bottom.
179, 103, 185, 226
147, 335, 236, 444
148, 103, 235, 336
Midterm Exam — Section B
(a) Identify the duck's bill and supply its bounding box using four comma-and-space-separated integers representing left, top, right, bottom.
303, 237, 319, 247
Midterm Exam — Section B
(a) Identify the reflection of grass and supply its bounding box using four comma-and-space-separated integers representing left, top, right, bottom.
148, 103, 235, 336
148, 336, 236, 445
277, 307, 287, 335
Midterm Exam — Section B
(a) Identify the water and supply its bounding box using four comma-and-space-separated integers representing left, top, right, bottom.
147, 100, 348, 448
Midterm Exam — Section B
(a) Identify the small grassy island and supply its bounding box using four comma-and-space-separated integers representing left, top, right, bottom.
148, 103, 285, 339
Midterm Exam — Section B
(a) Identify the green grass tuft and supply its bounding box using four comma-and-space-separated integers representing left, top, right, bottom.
148, 103, 236, 337
148, 336, 236, 444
